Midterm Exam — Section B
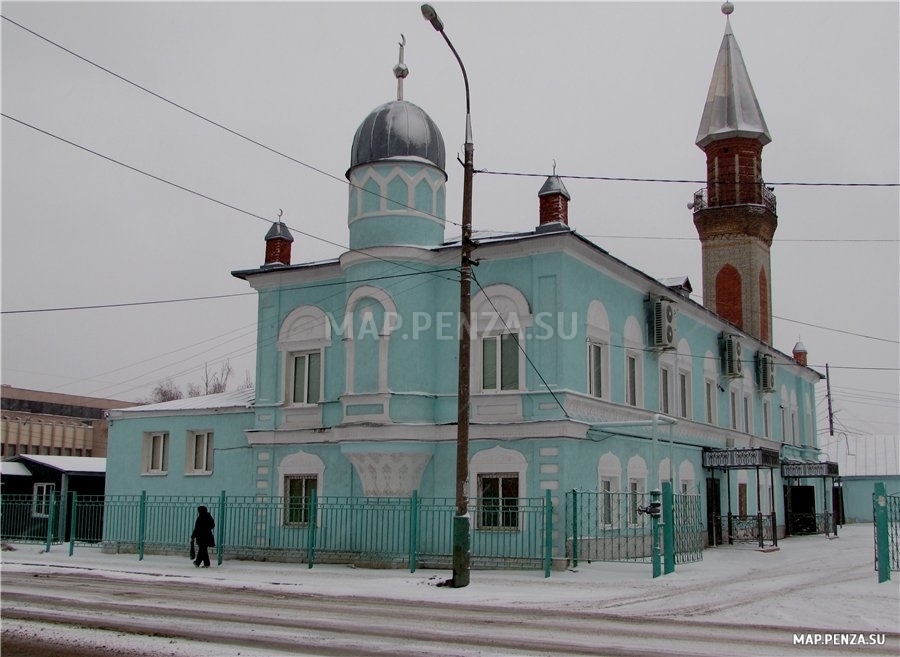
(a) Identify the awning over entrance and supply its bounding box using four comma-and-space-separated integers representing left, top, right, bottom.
782, 460, 841, 537
703, 447, 780, 469
781, 461, 839, 478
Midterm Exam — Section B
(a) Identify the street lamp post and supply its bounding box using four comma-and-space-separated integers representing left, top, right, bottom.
421, 3, 473, 588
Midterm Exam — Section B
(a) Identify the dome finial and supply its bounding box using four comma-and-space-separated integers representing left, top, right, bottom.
393, 34, 409, 101
722, 2, 734, 16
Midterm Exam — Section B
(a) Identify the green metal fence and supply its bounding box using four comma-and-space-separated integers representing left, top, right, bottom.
873, 489, 900, 574
566, 489, 704, 565
2, 491, 555, 575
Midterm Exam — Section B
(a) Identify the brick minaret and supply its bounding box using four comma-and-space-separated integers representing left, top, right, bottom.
538, 172, 571, 227
692, 4, 776, 344
264, 220, 294, 267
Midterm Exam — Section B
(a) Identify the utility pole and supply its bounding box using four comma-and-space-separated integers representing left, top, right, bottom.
825, 363, 834, 436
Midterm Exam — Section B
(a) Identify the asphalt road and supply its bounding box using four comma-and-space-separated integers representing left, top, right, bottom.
3, 569, 895, 657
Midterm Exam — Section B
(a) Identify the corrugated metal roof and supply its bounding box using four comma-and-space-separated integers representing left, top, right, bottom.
116, 388, 255, 413
13, 454, 106, 474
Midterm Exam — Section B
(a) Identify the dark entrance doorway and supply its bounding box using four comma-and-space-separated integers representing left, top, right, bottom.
786, 485, 817, 534
706, 477, 722, 546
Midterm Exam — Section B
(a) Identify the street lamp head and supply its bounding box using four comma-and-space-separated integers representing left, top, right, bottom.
421, 4, 444, 31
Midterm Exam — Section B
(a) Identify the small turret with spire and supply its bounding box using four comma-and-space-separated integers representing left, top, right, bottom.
264, 210, 294, 267
537, 161, 571, 229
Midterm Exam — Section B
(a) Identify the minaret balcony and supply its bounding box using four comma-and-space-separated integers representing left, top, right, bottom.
692, 185, 777, 215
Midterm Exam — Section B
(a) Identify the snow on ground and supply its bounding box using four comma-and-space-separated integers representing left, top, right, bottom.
2, 522, 898, 656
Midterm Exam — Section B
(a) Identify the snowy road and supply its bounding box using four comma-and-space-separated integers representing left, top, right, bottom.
1, 568, 895, 657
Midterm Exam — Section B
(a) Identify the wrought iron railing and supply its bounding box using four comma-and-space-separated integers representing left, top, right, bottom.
0, 491, 555, 575
716, 512, 777, 547
692, 184, 777, 214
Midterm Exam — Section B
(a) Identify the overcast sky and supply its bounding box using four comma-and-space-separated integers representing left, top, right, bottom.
2, 1, 898, 446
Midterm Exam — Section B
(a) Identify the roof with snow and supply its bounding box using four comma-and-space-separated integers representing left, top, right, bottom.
114, 388, 255, 414
0, 460, 32, 476
9, 454, 106, 474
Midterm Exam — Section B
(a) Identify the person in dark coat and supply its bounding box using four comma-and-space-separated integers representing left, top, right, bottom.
191, 505, 216, 568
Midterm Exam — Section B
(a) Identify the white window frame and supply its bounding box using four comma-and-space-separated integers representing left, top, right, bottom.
599, 477, 620, 529
588, 341, 607, 399
762, 400, 771, 438
628, 478, 645, 527
730, 391, 739, 430
476, 472, 520, 530
481, 332, 522, 392
187, 430, 214, 474
705, 379, 716, 424
32, 482, 55, 518
142, 431, 169, 474
743, 394, 752, 434
625, 352, 642, 407
678, 371, 691, 419
284, 474, 318, 526
660, 365, 673, 415
289, 350, 323, 406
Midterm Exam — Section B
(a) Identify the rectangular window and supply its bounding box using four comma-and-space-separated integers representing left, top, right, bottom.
730, 391, 738, 430
482, 334, 519, 392
629, 479, 644, 526
589, 343, 604, 398
792, 411, 799, 445
143, 432, 169, 474
679, 372, 690, 418
743, 395, 751, 433
763, 400, 771, 438
681, 480, 693, 494
660, 367, 671, 414
32, 483, 55, 518
781, 406, 787, 442
284, 475, 317, 526
626, 355, 638, 406
477, 473, 519, 529
292, 352, 321, 405
600, 478, 619, 528
187, 431, 214, 473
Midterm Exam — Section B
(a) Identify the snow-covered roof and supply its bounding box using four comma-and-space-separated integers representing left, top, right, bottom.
824, 434, 900, 477
116, 388, 255, 414
12, 454, 106, 474
0, 460, 32, 476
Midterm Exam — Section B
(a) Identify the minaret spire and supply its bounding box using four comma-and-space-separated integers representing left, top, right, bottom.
394, 34, 409, 101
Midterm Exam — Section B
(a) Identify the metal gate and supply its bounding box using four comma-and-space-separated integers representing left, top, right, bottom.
873, 488, 900, 573
566, 489, 703, 565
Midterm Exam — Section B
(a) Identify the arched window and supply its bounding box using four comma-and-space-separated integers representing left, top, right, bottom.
623, 316, 644, 407
598, 452, 622, 528
470, 446, 527, 530
343, 286, 398, 396
715, 265, 743, 328
586, 301, 611, 399
278, 451, 325, 526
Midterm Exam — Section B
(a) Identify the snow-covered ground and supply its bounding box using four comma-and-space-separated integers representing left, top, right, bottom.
2, 523, 898, 656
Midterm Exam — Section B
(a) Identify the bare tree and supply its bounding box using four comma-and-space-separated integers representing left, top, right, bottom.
144, 378, 183, 403
203, 361, 233, 395
241, 370, 254, 390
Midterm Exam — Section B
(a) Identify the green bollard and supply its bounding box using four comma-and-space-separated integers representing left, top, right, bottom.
874, 482, 891, 583
651, 489, 661, 579
663, 482, 675, 574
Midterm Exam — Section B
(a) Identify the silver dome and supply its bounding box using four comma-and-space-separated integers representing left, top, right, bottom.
347, 100, 446, 177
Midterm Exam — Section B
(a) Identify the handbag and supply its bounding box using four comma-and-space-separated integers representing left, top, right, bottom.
190, 539, 196, 560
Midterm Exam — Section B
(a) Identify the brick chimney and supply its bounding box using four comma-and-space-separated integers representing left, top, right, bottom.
792, 340, 808, 367
264, 221, 294, 267
538, 174, 571, 227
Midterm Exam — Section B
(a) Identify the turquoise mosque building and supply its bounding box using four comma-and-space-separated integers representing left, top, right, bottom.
106, 7, 834, 562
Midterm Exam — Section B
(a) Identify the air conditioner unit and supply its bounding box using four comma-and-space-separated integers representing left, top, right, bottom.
757, 353, 776, 391
651, 297, 677, 349
722, 334, 743, 377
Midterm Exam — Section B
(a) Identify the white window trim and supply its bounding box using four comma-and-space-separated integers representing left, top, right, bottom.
599, 477, 620, 529
186, 430, 214, 475
287, 350, 324, 406
625, 351, 643, 407
476, 472, 521, 531
659, 364, 673, 415
32, 483, 55, 518
283, 474, 318, 526
587, 341, 608, 399
481, 332, 524, 393
142, 431, 169, 475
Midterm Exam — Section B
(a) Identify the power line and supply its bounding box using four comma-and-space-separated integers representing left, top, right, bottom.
1, 113, 459, 285
0, 14, 462, 230
479, 168, 899, 188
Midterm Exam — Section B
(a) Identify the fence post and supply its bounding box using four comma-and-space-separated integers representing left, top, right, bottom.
651, 488, 661, 579
307, 489, 317, 569
663, 482, 675, 574
138, 490, 147, 561
217, 490, 225, 566
409, 490, 419, 574
44, 495, 57, 554
544, 489, 553, 578
571, 489, 579, 568
68, 492, 78, 557
874, 482, 890, 583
